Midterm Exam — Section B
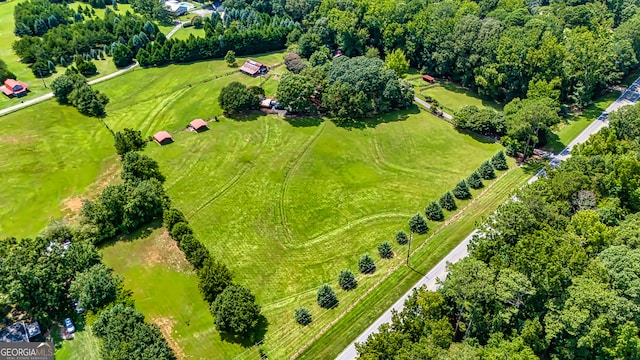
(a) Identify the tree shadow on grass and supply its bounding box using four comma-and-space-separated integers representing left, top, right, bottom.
453, 128, 497, 144
97, 220, 163, 250
219, 314, 269, 348
285, 117, 323, 127
332, 106, 421, 130
225, 112, 263, 122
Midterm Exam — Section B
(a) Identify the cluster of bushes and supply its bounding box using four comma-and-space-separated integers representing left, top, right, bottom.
14, 0, 72, 37
50, 72, 109, 117
218, 81, 263, 115
93, 304, 176, 360
454, 105, 506, 136
79, 129, 167, 243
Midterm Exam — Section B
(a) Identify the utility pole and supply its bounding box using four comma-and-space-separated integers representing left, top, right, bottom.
37, 68, 47, 88
406, 232, 413, 266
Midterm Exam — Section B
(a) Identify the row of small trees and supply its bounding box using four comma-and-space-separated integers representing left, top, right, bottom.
293, 151, 509, 326
294, 244, 395, 326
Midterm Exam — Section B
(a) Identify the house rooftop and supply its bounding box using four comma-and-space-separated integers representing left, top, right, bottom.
189, 119, 208, 130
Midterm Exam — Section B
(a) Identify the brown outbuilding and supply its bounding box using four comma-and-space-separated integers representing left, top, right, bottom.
189, 119, 209, 132
239, 59, 268, 76
422, 74, 436, 83
153, 131, 173, 145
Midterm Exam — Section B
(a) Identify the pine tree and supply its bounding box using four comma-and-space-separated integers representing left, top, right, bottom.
478, 161, 496, 179
358, 254, 376, 274
396, 230, 409, 245
408, 213, 429, 234
294, 307, 312, 326
425, 201, 444, 221
453, 180, 472, 200
338, 269, 357, 290
317, 284, 338, 309
467, 171, 484, 189
492, 151, 509, 170
378, 242, 393, 259
439, 192, 457, 211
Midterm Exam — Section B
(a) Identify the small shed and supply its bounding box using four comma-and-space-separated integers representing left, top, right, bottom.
1, 79, 29, 97
260, 98, 272, 108
189, 119, 208, 132
239, 60, 268, 76
422, 74, 436, 83
153, 131, 174, 145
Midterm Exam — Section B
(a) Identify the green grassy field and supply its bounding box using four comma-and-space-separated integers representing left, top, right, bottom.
129, 107, 503, 357
170, 25, 205, 40
0, 0, 120, 110
2, 49, 525, 359
0, 51, 284, 240
545, 91, 620, 152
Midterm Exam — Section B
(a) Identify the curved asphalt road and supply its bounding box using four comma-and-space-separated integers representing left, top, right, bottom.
336, 76, 640, 360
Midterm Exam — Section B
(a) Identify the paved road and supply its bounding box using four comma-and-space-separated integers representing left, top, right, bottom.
337, 77, 640, 360
0, 21, 184, 118
414, 96, 454, 120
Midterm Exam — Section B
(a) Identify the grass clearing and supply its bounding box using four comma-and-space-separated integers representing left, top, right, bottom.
142, 108, 504, 357
53, 323, 101, 360
169, 25, 206, 40
100, 225, 246, 359
2, 48, 523, 358
545, 91, 620, 152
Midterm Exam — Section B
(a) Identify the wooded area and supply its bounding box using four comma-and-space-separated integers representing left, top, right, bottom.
356, 102, 640, 359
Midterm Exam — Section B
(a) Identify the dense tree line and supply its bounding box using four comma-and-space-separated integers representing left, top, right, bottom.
13, 5, 158, 75
356, 103, 640, 358
233, 0, 640, 108
137, 11, 296, 67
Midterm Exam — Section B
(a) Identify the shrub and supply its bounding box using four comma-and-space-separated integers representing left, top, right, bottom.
198, 257, 232, 303
492, 151, 509, 170
467, 171, 484, 189
295, 307, 312, 326
163, 208, 187, 231
378, 241, 393, 259
358, 254, 376, 274
179, 234, 211, 270
453, 180, 472, 200
439, 192, 457, 211
284, 52, 306, 73
396, 230, 409, 245
478, 161, 496, 179
408, 213, 429, 234
338, 269, 357, 290
170, 222, 193, 242
224, 50, 236, 67
317, 284, 338, 309
425, 201, 444, 221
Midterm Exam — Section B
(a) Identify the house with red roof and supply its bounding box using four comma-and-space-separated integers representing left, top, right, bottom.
1, 79, 29, 97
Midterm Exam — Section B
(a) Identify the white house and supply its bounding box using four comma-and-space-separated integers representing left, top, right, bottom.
165, 1, 189, 16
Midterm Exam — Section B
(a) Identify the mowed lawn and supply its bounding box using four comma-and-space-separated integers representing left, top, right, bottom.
0, 51, 283, 240
0, 101, 115, 238
0, 0, 121, 110
140, 109, 503, 357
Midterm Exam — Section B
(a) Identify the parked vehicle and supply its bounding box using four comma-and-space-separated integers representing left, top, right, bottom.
64, 318, 75, 334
